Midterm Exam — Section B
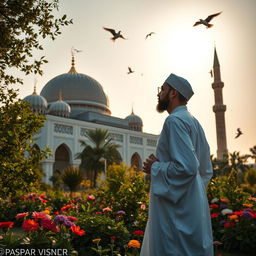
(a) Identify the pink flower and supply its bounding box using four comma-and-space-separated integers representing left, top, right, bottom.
15, 212, 28, 219
67, 216, 78, 222
140, 204, 146, 210
87, 195, 95, 200
41, 219, 59, 232
103, 207, 112, 212
32, 212, 51, 220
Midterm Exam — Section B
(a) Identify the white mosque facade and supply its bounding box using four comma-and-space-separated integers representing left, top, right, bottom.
24, 58, 158, 184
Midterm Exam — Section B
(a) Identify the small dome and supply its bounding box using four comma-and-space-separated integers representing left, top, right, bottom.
125, 109, 143, 131
48, 99, 71, 118
24, 87, 48, 114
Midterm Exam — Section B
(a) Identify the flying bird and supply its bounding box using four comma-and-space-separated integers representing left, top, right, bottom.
127, 67, 134, 74
235, 128, 243, 139
103, 27, 127, 41
193, 12, 222, 28
145, 32, 155, 40
74, 49, 82, 53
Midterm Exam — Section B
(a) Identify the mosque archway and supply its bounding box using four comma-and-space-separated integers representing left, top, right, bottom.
130, 152, 142, 171
53, 143, 71, 174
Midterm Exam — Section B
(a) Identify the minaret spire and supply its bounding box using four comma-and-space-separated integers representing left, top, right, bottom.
33, 78, 37, 95
212, 47, 228, 159
68, 47, 77, 73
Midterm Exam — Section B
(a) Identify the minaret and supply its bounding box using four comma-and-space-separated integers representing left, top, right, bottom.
212, 47, 228, 159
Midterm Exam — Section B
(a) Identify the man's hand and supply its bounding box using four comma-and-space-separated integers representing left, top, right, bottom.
143, 154, 158, 174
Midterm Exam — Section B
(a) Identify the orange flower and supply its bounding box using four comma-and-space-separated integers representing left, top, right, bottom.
243, 203, 253, 208
229, 215, 238, 220
128, 239, 141, 248
220, 198, 229, 203
70, 225, 85, 236
22, 219, 39, 232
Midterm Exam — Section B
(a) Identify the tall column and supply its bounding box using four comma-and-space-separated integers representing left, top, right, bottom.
212, 47, 228, 159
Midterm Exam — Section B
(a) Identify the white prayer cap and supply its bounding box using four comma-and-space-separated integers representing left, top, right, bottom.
165, 73, 194, 101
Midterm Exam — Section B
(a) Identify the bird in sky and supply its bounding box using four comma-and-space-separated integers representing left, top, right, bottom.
235, 128, 243, 138
127, 67, 134, 74
103, 27, 127, 41
193, 12, 222, 28
145, 32, 155, 40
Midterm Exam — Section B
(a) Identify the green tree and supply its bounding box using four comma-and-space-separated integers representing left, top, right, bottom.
0, 0, 72, 85
61, 167, 83, 196
229, 151, 249, 173
76, 128, 122, 187
0, 87, 50, 198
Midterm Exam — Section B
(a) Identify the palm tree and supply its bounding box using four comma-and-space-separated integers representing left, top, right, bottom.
249, 145, 256, 163
76, 128, 122, 187
62, 167, 84, 197
229, 151, 249, 173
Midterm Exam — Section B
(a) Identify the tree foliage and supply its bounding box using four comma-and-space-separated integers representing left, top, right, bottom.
76, 128, 122, 187
0, 0, 72, 85
0, 86, 50, 198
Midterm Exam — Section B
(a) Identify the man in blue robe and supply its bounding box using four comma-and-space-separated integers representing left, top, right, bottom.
140, 74, 213, 256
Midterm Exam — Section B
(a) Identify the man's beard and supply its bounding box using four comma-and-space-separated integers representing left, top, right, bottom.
156, 96, 169, 113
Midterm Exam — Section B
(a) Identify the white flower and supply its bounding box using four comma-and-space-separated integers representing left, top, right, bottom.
221, 208, 233, 215
211, 198, 219, 203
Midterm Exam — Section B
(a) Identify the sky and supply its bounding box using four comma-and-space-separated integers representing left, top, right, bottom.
13, 0, 256, 157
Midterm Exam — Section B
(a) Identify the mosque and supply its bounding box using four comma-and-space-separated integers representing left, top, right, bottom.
23, 47, 228, 183
24, 56, 158, 184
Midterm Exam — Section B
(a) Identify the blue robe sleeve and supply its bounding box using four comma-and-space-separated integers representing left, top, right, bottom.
197, 125, 213, 188
151, 116, 200, 204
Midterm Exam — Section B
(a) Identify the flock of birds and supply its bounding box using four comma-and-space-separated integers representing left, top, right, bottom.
102, 12, 243, 139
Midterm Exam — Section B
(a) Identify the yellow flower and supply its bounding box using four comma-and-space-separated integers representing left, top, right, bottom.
92, 238, 101, 243
128, 239, 141, 248
229, 215, 238, 220
243, 203, 253, 208
43, 208, 50, 214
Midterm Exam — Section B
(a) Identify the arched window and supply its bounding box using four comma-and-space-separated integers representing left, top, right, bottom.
53, 144, 71, 174
131, 152, 142, 171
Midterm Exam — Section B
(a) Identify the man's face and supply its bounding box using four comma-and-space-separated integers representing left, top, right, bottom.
156, 83, 171, 113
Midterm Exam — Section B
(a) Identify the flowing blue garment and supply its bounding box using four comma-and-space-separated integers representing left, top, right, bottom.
140, 106, 213, 256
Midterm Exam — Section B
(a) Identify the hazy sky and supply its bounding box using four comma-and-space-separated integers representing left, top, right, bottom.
14, 0, 256, 157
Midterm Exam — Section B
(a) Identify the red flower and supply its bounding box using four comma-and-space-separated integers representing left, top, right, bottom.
67, 216, 78, 222
133, 230, 144, 236
70, 225, 85, 236
70, 200, 77, 204
110, 236, 116, 241
61, 205, 72, 212
0, 222, 14, 228
22, 219, 39, 232
41, 219, 59, 232
210, 204, 219, 208
15, 213, 28, 219
224, 222, 235, 228
211, 213, 219, 218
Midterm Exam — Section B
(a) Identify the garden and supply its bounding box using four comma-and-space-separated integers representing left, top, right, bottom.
1, 160, 256, 256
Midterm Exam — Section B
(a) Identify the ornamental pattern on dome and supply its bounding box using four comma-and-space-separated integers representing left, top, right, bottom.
23, 86, 48, 114
125, 108, 143, 132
